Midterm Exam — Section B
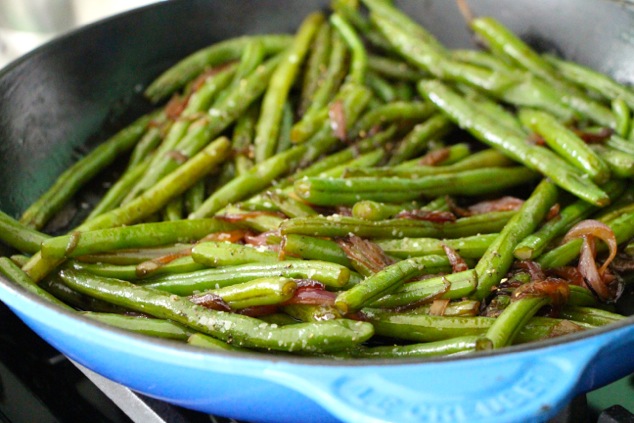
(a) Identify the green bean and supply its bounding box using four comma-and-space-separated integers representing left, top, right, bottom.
299, 21, 331, 116
162, 198, 184, 222
254, 13, 324, 163
538, 208, 634, 269
70, 258, 205, 281
484, 296, 551, 349
0, 210, 50, 254
292, 81, 369, 145
282, 304, 343, 322
348, 148, 514, 178
293, 167, 538, 206
606, 134, 634, 156
190, 145, 307, 218
345, 335, 482, 359
450, 49, 515, 73
20, 112, 156, 230
267, 127, 394, 197
40, 219, 234, 260
142, 261, 352, 294
591, 144, 634, 178
266, 192, 318, 218
281, 210, 516, 239
145, 34, 292, 102
232, 105, 258, 176
419, 79, 610, 206
75, 244, 195, 265
470, 17, 616, 128
132, 58, 283, 201
23, 137, 231, 282
518, 108, 610, 183
219, 40, 266, 104
127, 115, 166, 169
379, 300, 481, 317
351, 200, 422, 221
473, 180, 559, 300
184, 180, 206, 215
191, 241, 284, 267
303, 29, 348, 118
86, 160, 151, 221
41, 275, 130, 313
123, 120, 193, 203
375, 233, 499, 260
81, 312, 193, 340
275, 101, 294, 155
559, 306, 625, 327
363, 310, 587, 343
514, 179, 625, 260
187, 333, 246, 352
0, 257, 73, 310
185, 63, 239, 114
545, 54, 634, 110
369, 269, 477, 309
387, 114, 453, 165
59, 269, 374, 353
612, 98, 631, 138
335, 255, 452, 314
351, 101, 435, 138
195, 276, 296, 309
331, 13, 366, 84
366, 72, 398, 103
367, 54, 424, 81
282, 234, 353, 268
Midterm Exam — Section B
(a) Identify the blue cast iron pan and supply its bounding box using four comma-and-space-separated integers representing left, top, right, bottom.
1, 1, 633, 422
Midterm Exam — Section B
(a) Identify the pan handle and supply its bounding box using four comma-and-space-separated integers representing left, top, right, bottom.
263, 340, 605, 423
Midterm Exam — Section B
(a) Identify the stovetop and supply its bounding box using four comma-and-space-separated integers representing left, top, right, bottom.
1, 301, 633, 423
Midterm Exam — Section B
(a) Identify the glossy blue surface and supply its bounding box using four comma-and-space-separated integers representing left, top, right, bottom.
2, 278, 634, 423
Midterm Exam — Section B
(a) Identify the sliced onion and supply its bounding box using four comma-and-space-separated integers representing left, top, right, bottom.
419, 147, 452, 166
202, 229, 251, 244
337, 234, 394, 274
238, 305, 279, 317
578, 235, 611, 300
428, 299, 450, 316
188, 293, 232, 312
563, 219, 617, 275
284, 287, 337, 306
329, 99, 347, 142
468, 196, 524, 214
135, 248, 192, 277
511, 278, 570, 307
514, 260, 545, 281
442, 244, 469, 272
395, 209, 456, 222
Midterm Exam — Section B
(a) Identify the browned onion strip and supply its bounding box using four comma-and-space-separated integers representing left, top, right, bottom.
468, 196, 524, 214
337, 234, 394, 274
188, 293, 232, 311
441, 243, 469, 272
419, 146, 452, 166
429, 299, 450, 316
578, 236, 611, 300
284, 287, 337, 306
329, 99, 347, 142
511, 278, 570, 307
562, 219, 618, 275
395, 209, 456, 222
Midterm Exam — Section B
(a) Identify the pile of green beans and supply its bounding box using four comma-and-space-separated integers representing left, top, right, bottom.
2, 0, 634, 359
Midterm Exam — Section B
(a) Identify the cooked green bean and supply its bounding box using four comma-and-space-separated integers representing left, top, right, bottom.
145, 34, 292, 102
254, 13, 324, 163
59, 269, 374, 353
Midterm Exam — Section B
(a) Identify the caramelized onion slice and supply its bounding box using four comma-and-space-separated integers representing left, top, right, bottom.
562, 219, 617, 275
